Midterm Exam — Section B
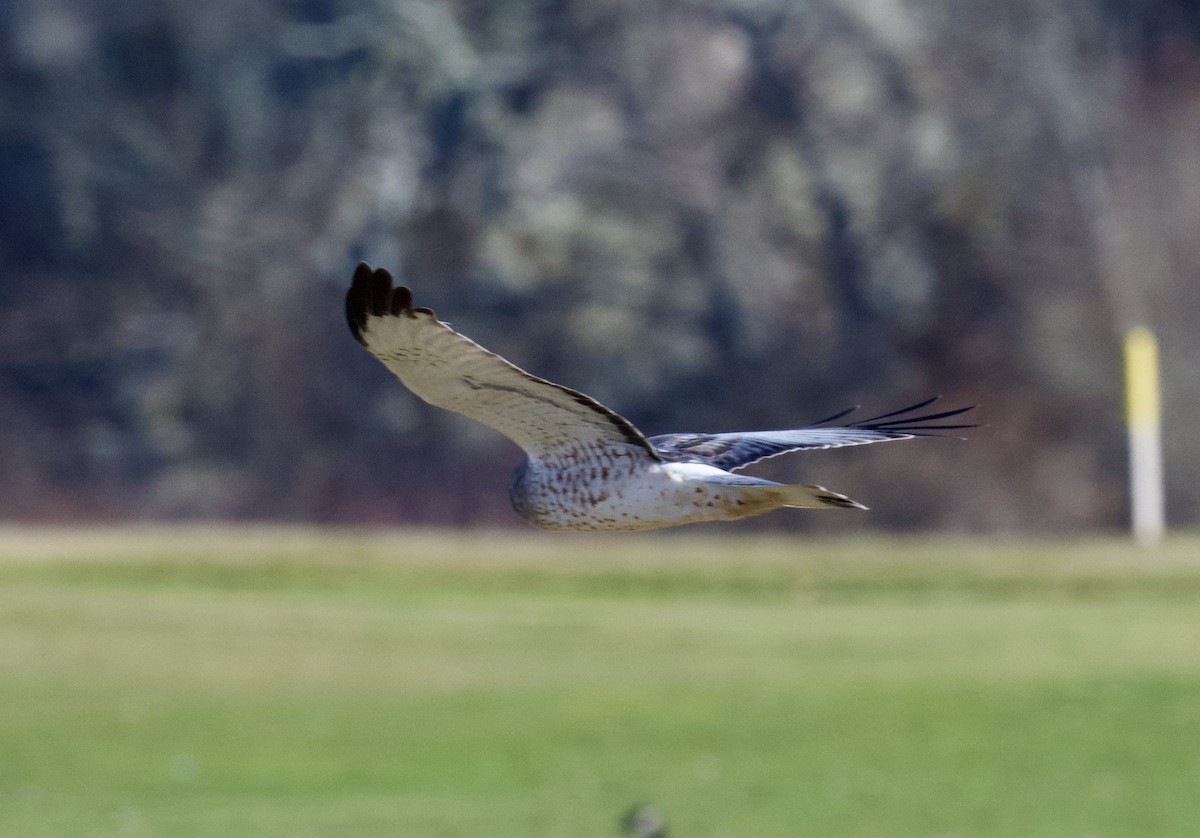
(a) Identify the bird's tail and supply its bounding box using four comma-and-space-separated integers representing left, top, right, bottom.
699, 472, 869, 513
776, 483, 868, 510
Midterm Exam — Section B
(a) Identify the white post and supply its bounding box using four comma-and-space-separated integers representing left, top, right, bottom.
1124, 327, 1165, 546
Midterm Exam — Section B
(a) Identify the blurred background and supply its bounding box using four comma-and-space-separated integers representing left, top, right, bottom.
3, 0, 1198, 533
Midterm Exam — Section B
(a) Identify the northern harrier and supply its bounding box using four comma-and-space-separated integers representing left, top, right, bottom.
346, 263, 975, 531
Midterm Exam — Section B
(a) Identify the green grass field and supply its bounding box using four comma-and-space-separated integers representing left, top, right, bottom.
2, 528, 1199, 837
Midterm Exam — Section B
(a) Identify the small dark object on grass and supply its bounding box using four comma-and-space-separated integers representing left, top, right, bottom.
621, 803, 668, 837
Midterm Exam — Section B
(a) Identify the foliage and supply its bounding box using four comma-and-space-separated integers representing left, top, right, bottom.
2, 1, 1199, 529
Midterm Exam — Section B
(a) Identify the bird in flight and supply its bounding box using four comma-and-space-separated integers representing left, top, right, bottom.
346, 263, 975, 531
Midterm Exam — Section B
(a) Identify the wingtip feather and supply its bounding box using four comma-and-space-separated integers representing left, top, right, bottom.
346, 262, 420, 345
345, 262, 374, 345
854, 398, 978, 434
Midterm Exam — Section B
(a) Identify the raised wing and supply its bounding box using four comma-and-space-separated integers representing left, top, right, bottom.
649, 397, 976, 472
346, 263, 660, 461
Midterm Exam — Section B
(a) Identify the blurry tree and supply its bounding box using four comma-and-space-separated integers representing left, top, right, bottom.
1, 0, 1197, 531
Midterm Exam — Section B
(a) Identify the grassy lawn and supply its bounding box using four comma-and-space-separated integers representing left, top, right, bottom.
1, 528, 1199, 837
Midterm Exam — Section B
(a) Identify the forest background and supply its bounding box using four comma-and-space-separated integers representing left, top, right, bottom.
3, 0, 1198, 533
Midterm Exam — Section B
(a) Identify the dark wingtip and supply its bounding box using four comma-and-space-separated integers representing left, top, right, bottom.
809, 405, 860, 427
345, 262, 373, 345
854, 398, 979, 435
345, 262, 415, 345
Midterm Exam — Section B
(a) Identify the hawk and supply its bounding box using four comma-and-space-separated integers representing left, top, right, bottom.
346, 263, 975, 531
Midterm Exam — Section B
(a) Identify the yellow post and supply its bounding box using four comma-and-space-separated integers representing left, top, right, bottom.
1124, 327, 1164, 546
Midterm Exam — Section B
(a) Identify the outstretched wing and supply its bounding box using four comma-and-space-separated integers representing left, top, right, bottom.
346, 263, 660, 461
648, 397, 976, 472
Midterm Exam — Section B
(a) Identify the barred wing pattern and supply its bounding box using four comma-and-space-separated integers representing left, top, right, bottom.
346, 263, 660, 461
648, 398, 976, 472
